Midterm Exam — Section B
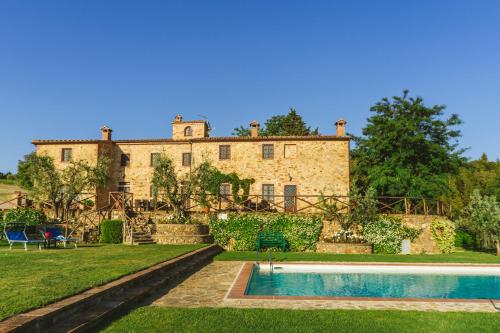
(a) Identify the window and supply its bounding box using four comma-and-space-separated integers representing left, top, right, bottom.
120, 154, 130, 167
262, 144, 274, 159
219, 183, 231, 198
151, 153, 161, 167
61, 148, 72, 162
182, 152, 191, 166
184, 126, 193, 137
219, 145, 231, 160
262, 184, 275, 202
118, 181, 131, 193
284, 144, 297, 158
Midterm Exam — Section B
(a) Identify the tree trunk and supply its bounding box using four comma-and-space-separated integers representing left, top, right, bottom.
496, 239, 500, 256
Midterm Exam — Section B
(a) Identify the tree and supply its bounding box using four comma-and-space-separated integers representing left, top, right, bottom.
351, 90, 464, 199
151, 154, 254, 223
458, 190, 500, 255
151, 154, 197, 223
450, 153, 500, 212
233, 108, 319, 136
18, 153, 109, 219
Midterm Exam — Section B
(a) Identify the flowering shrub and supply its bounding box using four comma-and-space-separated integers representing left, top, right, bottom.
361, 215, 421, 254
430, 218, 456, 254
332, 230, 364, 243
208, 213, 323, 251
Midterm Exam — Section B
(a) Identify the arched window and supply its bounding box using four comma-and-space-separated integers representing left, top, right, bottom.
184, 126, 193, 137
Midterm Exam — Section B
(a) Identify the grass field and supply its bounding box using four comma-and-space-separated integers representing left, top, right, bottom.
215, 249, 500, 263
100, 307, 500, 333
0, 243, 205, 320
0, 179, 23, 202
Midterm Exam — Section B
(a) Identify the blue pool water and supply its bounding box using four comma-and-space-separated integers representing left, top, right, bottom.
246, 267, 500, 299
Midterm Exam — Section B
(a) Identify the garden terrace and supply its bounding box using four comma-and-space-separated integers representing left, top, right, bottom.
0, 242, 204, 320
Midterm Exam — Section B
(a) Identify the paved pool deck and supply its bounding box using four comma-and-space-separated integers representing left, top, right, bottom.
152, 261, 500, 312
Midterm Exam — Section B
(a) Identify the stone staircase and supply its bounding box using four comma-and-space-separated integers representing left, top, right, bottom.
124, 212, 156, 245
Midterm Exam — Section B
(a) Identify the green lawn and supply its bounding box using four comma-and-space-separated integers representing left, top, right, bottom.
215, 249, 500, 263
101, 307, 500, 333
0, 243, 205, 320
0, 180, 22, 202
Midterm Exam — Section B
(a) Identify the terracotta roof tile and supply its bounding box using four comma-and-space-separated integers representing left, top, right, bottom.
32, 135, 350, 145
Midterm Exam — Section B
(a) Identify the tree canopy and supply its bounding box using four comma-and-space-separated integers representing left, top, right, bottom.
351, 90, 464, 199
233, 108, 319, 136
17, 153, 109, 219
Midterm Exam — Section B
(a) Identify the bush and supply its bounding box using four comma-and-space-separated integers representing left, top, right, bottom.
99, 220, 123, 243
361, 215, 421, 254
4, 208, 47, 225
208, 213, 323, 251
454, 229, 475, 249
430, 218, 456, 254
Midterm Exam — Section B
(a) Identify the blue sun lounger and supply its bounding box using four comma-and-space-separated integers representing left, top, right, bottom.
42, 226, 78, 248
4, 222, 45, 251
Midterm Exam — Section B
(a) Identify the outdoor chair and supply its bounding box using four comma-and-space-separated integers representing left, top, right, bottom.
3, 222, 45, 251
256, 231, 286, 269
42, 226, 79, 248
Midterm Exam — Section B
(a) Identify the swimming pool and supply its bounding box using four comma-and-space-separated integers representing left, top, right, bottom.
243, 264, 500, 300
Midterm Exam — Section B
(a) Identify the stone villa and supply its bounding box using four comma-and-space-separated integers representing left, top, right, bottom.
32, 115, 350, 210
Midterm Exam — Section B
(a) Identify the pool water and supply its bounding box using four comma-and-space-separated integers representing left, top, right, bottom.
246, 266, 500, 299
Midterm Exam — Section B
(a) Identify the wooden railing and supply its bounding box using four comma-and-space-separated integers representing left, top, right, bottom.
131, 193, 452, 217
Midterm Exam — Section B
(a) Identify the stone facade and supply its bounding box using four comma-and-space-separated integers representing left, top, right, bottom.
32, 115, 350, 210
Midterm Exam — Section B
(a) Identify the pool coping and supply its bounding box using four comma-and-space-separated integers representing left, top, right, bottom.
226, 262, 500, 304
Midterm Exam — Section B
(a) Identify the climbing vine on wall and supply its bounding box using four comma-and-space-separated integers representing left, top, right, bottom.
430, 218, 456, 254
197, 162, 254, 207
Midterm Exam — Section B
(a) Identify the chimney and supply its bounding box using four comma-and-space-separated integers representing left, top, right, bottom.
100, 126, 112, 141
250, 120, 260, 138
174, 114, 183, 123
335, 119, 347, 136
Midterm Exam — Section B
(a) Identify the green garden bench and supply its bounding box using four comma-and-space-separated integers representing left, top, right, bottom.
256, 231, 286, 268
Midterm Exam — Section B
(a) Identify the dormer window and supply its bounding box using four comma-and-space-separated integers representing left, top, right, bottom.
184, 126, 193, 137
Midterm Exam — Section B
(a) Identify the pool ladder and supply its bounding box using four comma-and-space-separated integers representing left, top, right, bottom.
255, 249, 274, 273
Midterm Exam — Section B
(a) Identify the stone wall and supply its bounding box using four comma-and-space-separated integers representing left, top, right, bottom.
399, 214, 443, 254
316, 242, 372, 254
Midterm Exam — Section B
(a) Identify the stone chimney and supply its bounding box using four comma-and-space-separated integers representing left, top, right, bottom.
335, 119, 347, 136
250, 120, 260, 138
100, 126, 112, 141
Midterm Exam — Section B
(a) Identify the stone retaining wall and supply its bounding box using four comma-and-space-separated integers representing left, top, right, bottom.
0, 245, 222, 333
153, 224, 213, 245
316, 242, 372, 254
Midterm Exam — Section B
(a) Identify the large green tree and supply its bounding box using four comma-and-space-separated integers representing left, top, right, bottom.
352, 90, 464, 199
233, 108, 319, 136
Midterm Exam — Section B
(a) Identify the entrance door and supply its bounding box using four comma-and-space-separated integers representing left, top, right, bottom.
284, 185, 297, 212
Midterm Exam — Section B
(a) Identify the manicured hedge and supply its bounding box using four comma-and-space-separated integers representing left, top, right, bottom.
4, 208, 47, 225
99, 219, 123, 243
208, 213, 323, 251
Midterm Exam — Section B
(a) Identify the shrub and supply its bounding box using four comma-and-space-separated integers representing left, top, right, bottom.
99, 219, 123, 243
430, 218, 456, 254
208, 213, 323, 251
4, 208, 47, 225
454, 229, 475, 249
361, 215, 421, 254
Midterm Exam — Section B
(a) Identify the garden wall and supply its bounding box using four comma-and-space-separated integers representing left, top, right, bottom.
398, 214, 443, 254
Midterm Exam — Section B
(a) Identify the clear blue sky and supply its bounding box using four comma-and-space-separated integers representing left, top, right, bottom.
1, 0, 499, 172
